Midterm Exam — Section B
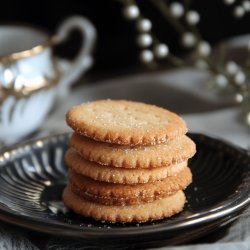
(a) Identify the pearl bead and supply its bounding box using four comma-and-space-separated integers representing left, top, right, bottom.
197, 41, 211, 57
137, 34, 152, 48
234, 6, 245, 18
223, 0, 235, 5
215, 74, 228, 88
182, 32, 196, 48
226, 61, 238, 75
154, 44, 169, 58
136, 19, 152, 32
123, 5, 140, 20
245, 112, 250, 125
235, 93, 244, 103
186, 11, 200, 25
234, 71, 246, 85
140, 50, 154, 63
170, 2, 184, 18
243, 1, 250, 11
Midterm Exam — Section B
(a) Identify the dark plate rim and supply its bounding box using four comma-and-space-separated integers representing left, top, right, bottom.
0, 132, 249, 238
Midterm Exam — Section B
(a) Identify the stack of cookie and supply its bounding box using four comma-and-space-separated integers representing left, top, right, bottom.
63, 100, 196, 223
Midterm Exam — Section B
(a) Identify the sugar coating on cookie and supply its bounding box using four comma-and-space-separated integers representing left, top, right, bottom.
66, 100, 187, 145
67, 167, 192, 206
69, 133, 196, 168
63, 186, 186, 223
65, 148, 187, 184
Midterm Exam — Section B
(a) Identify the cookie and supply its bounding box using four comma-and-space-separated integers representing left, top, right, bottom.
69, 133, 196, 168
66, 100, 187, 145
63, 186, 186, 223
65, 148, 187, 184
68, 167, 192, 205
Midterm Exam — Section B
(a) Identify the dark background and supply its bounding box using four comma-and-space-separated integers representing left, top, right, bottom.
1, 0, 250, 78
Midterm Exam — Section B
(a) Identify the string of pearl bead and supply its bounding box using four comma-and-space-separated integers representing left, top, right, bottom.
121, 0, 250, 125
223, 0, 250, 18
123, 3, 170, 64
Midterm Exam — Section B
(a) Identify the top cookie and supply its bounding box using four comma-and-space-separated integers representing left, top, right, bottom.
66, 99, 187, 145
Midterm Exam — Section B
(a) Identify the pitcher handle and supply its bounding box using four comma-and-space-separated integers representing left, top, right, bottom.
54, 16, 96, 96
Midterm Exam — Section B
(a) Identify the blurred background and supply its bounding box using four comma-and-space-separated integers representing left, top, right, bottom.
2, 0, 250, 80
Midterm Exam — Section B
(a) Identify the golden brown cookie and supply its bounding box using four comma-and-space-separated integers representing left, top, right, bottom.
68, 133, 196, 168
68, 167, 192, 205
63, 186, 186, 223
66, 100, 187, 145
65, 148, 187, 184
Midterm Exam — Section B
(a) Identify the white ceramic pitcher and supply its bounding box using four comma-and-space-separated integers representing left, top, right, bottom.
0, 16, 96, 145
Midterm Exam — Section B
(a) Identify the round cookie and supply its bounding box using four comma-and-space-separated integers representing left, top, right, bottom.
65, 148, 187, 184
69, 133, 196, 168
68, 167, 192, 206
63, 187, 186, 223
66, 99, 187, 145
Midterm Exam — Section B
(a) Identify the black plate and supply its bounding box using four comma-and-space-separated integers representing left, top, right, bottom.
0, 133, 249, 248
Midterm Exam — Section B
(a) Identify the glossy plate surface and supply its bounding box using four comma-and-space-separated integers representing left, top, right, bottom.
0, 133, 249, 247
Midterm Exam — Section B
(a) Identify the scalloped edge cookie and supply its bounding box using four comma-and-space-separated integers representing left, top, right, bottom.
66, 100, 187, 146
67, 166, 192, 205
65, 148, 187, 184
68, 133, 196, 168
63, 187, 186, 223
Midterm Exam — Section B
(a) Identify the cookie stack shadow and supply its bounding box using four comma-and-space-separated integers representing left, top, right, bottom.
63, 100, 196, 223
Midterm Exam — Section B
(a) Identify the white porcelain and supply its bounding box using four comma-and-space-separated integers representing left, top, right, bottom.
1, 89, 56, 144
0, 16, 96, 145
